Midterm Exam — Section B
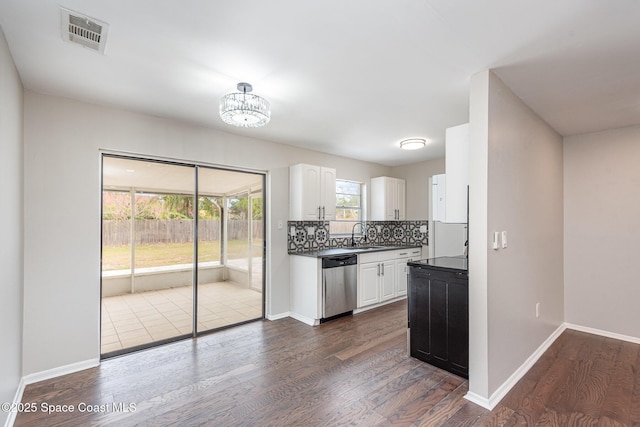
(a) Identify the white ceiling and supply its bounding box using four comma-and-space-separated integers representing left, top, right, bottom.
1, 1, 639, 166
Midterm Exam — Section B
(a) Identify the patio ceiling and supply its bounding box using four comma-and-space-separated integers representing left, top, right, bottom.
102, 157, 263, 196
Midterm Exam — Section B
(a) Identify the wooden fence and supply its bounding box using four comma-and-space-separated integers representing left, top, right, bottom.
102, 219, 263, 246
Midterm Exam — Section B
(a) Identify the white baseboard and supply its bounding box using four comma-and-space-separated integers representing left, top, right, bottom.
464, 391, 491, 410
288, 312, 319, 326
353, 296, 406, 315
4, 377, 26, 427
266, 311, 290, 321
22, 358, 99, 386
565, 323, 640, 344
465, 323, 566, 410
4, 359, 98, 427
463, 321, 640, 411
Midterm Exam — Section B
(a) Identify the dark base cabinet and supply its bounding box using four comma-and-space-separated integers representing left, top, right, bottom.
408, 262, 468, 378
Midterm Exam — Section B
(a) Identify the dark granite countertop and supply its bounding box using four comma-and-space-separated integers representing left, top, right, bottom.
407, 256, 468, 272
290, 245, 421, 258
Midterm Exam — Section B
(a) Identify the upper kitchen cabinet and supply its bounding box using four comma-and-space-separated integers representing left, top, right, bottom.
289, 164, 336, 221
371, 177, 406, 221
445, 123, 469, 223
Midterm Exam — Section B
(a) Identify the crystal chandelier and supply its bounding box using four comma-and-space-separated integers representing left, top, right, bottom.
219, 82, 271, 128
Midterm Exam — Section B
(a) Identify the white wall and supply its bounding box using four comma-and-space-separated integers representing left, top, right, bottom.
390, 158, 445, 219
468, 70, 491, 400
0, 26, 24, 425
468, 70, 564, 402
564, 125, 640, 339
22, 91, 390, 375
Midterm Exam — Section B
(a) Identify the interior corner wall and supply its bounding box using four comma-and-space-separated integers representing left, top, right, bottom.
0, 25, 24, 424
22, 91, 390, 376
467, 70, 490, 400
564, 125, 640, 339
390, 157, 445, 220
485, 71, 564, 396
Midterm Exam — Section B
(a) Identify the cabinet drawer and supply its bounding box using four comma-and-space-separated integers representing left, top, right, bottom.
394, 248, 421, 259
358, 251, 387, 264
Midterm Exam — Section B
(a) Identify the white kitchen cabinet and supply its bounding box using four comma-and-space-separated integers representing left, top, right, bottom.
370, 176, 406, 221
445, 123, 469, 223
289, 164, 336, 221
358, 262, 381, 307
357, 248, 420, 308
289, 255, 323, 326
394, 248, 421, 297
380, 260, 396, 301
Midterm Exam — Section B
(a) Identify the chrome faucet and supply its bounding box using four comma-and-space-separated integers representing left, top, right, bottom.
351, 221, 367, 247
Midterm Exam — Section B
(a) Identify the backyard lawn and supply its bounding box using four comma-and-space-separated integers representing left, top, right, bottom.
102, 240, 262, 271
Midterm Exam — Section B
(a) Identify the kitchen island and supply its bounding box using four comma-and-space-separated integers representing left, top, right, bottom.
407, 256, 468, 378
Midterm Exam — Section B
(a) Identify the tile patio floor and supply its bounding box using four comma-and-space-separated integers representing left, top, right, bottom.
101, 281, 263, 354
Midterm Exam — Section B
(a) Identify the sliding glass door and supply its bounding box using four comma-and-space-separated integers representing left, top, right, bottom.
101, 157, 195, 355
196, 167, 264, 333
101, 156, 265, 357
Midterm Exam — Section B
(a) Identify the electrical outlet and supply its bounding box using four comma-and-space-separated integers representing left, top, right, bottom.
307, 226, 315, 236
277, 220, 283, 230
535, 302, 540, 318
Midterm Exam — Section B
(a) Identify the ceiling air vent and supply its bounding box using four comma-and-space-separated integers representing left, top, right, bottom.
60, 8, 109, 54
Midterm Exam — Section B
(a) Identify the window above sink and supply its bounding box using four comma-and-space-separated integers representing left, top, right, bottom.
330, 179, 364, 236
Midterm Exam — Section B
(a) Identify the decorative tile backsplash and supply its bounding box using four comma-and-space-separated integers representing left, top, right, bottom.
287, 220, 428, 253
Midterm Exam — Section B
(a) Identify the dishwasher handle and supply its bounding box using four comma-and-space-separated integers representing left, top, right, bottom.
322, 255, 358, 269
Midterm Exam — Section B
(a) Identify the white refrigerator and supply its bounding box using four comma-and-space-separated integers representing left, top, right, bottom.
430, 221, 468, 258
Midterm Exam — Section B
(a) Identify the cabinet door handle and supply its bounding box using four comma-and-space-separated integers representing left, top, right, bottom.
377, 264, 380, 276
322, 206, 325, 220
381, 263, 385, 275
317, 206, 321, 220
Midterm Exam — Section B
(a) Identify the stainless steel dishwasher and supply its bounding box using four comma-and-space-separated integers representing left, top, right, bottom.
321, 254, 358, 322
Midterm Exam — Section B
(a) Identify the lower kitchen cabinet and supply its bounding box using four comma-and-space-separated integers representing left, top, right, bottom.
380, 260, 396, 301
357, 248, 421, 309
358, 262, 380, 307
408, 260, 468, 378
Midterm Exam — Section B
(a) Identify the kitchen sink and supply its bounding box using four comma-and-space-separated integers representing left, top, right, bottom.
355, 246, 389, 251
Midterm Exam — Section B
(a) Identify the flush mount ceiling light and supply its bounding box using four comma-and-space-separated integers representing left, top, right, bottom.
399, 138, 427, 150
219, 82, 271, 128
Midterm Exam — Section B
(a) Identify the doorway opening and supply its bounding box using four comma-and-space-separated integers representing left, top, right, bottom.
100, 155, 265, 357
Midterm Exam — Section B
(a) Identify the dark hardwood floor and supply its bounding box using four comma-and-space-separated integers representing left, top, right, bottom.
13, 301, 640, 426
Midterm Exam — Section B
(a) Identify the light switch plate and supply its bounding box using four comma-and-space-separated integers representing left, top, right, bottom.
419, 225, 427, 233
492, 231, 499, 250
307, 226, 315, 236
501, 231, 508, 248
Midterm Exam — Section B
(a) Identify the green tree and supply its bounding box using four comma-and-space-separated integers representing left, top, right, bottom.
159, 194, 194, 219
227, 196, 248, 220
198, 197, 221, 219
